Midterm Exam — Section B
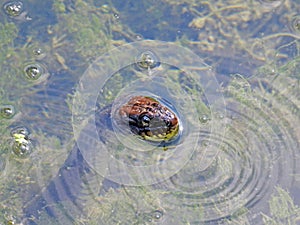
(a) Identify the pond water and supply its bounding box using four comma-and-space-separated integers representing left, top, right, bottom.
0, 0, 300, 224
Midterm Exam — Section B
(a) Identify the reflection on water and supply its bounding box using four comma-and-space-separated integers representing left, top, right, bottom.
0, 0, 300, 224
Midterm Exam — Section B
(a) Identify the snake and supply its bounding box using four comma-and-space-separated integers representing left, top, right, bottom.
118, 96, 179, 142
23, 95, 180, 223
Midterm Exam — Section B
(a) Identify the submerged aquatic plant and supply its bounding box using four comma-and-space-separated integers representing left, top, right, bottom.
262, 187, 300, 225
0, 0, 300, 224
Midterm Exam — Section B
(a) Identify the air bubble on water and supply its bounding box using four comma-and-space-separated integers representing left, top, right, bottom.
134, 34, 143, 41
24, 64, 42, 80
152, 210, 163, 220
136, 51, 160, 71
32, 48, 46, 59
12, 140, 32, 157
0, 105, 15, 119
33, 48, 42, 55
23, 63, 48, 82
199, 114, 210, 124
113, 13, 120, 20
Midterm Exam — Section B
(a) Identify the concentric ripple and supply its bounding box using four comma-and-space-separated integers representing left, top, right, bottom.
21, 40, 299, 224
91, 71, 300, 224
72, 40, 226, 186
21, 40, 225, 224
133, 73, 297, 224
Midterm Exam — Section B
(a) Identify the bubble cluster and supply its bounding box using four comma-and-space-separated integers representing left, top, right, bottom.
142, 209, 164, 223
3, 1, 23, 17
10, 127, 32, 157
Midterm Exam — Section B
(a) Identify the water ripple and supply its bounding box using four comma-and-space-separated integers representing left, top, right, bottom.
95, 71, 299, 224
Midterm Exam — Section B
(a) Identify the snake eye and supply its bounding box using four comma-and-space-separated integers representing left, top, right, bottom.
142, 115, 150, 122
141, 115, 150, 126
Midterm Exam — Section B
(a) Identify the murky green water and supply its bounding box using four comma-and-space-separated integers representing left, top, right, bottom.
0, 0, 300, 224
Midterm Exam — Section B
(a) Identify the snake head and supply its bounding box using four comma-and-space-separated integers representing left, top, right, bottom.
119, 96, 179, 142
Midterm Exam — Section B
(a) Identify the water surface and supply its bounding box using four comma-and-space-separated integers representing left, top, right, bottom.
0, 0, 300, 224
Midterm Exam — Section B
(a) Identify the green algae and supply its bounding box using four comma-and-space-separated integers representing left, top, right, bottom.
0, 0, 300, 224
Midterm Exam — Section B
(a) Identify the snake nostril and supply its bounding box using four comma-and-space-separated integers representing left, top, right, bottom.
165, 120, 171, 127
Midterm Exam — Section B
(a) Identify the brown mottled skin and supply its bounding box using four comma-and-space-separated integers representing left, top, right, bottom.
119, 96, 179, 142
